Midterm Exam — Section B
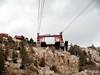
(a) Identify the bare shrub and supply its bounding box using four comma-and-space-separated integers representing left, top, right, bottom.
39, 58, 45, 67
50, 65, 58, 73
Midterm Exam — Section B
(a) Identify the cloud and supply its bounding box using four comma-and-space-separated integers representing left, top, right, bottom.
0, 0, 100, 46
0, 0, 38, 37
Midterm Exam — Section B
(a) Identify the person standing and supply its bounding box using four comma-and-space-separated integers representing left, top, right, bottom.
60, 42, 64, 51
65, 41, 68, 51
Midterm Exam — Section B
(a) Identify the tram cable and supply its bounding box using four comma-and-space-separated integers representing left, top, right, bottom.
37, 0, 46, 33
61, 0, 95, 33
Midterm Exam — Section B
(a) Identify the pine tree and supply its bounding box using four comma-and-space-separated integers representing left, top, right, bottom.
69, 45, 87, 66
0, 47, 5, 75
19, 41, 29, 69
8, 36, 15, 49
0, 36, 3, 44
12, 50, 17, 63
88, 44, 96, 50
28, 38, 35, 46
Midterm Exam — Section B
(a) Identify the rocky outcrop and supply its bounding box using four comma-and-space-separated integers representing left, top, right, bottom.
73, 70, 100, 75
82, 48, 100, 68
33, 47, 79, 75
4, 46, 100, 75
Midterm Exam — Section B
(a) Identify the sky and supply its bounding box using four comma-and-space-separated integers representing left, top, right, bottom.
0, 0, 100, 46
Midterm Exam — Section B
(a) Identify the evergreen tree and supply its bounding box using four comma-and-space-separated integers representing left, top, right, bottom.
69, 45, 79, 55
7, 36, 15, 49
0, 47, 5, 75
19, 41, 29, 69
28, 38, 35, 46
12, 50, 17, 63
0, 36, 3, 44
69, 45, 87, 66
29, 38, 34, 44
88, 44, 96, 50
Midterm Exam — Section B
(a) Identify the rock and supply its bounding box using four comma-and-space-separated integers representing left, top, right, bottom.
33, 47, 80, 75
73, 70, 100, 75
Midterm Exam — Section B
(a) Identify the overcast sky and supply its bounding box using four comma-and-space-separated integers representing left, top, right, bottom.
0, 0, 100, 46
